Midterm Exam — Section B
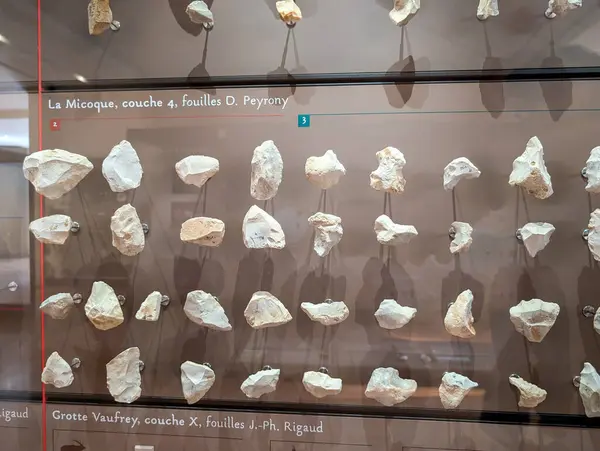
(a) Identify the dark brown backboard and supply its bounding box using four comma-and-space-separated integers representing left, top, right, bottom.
37, 80, 600, 417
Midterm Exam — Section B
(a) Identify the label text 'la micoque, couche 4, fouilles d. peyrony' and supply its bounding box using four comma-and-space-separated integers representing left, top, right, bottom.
47, 93, 289, 114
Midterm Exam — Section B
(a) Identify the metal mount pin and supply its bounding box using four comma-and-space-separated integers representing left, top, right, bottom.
70, 222, 80, 234
161, 295, 170, 307
318, 367, 329, 374
447, 301, 455, 309
71, 358, 81, 369
142, 223, 149, 235
510, 373, 521, 379
284, 0, 298, 28
117, 295, 126, 306
7, 281, 17, 292
582, 305, 597, 318
203, 22, 214, 31
138, 361, 145, 372
583, 229, 590, 241
420, 353, 433, 364
203, 362, 212, 369
110, 20, 121, 31
262, 365, 272, 371
73, 293, 83, 304
516, 229, 523, 241
449, 227, 456, 240
582, 167, 589, 180
325, 298, 333, 304
573, 375, 581, 388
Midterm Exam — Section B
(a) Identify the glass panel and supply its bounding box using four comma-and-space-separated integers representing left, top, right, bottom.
6, 2, 600, 446
40, 1, 600, 81
0, 92, 34, 393
0, 91, 38, 451
38, 81, 596, 417
0, 1, 38, 84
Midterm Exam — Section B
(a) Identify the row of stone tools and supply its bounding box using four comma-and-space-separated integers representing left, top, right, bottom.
40, 348, 600, 417
87, 0, 583, 37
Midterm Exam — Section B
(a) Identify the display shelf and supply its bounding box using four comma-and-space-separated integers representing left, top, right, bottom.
30, 81, 600, 422
33, 0, 600, 83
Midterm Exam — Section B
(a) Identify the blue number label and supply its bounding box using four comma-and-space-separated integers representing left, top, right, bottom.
298, 114, 311, 128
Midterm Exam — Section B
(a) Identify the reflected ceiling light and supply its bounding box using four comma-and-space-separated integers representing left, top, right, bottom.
74, 74, 88, 83
0, 34, 9, 44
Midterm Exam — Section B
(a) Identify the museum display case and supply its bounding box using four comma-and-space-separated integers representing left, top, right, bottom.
2, 0, 600, 449
25, 80, 600, 450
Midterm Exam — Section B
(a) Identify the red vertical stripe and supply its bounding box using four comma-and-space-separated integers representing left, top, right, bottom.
36, 1, 46, 450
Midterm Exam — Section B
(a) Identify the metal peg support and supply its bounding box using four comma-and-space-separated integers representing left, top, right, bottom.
318, 367, 329, 374
117, 295, 126, 306
262, 365, 272, 371
582, 167, 589, 180
516, 229, 523, 241
7, 281, 17, 292
71, 358, 81, 369
110, 20, 121, 31
583, 229, 590, 241
142, 223, 149, 235
203, 362, 212, 369
420, 353, 433, 364
449, 227, 456, 240
284, 0, 298, 28
138, 360, 145, 372
573, 375, 581, 388
161, 295, 170, 307
70, 222, 80, 233
582, 305, 597, 318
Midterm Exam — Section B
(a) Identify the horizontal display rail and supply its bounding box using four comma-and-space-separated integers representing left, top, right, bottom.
3, 66, 600, 93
